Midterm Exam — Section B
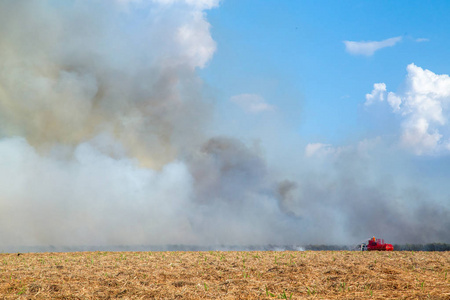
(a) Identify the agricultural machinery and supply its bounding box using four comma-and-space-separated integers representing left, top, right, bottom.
360, 237, 394, 251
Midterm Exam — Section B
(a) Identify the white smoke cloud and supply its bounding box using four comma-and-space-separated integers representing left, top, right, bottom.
300, 137, 450, 244
0, 136, 197, 246
0, 0, 218, 168
0, 1, 303, 248
344, 36, 402, 56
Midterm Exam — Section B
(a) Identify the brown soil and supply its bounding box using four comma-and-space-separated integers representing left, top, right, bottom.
0, 251, 448, 299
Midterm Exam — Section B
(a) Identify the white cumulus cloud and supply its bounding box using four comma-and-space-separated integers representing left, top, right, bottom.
344, 36, 402, 56
304, 143, 345, 158
117, 0, 220, 9
387, 92, 402, 112
153, 0, 219, 9
367, 63, 450, 155
230, 94, 274, 113
365, 83, 387, 106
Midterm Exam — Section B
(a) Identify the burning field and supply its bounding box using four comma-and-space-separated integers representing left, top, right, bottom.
1, 250, 448, 299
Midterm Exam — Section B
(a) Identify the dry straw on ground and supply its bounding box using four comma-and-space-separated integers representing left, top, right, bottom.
0, 251, 448, 299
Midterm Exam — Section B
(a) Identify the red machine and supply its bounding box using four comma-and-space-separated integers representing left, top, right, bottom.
361, 237, 394, 251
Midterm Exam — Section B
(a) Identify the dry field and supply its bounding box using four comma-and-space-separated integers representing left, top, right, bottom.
0, 250, 448, 299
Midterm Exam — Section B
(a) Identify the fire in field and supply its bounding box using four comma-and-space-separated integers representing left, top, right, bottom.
1, 251, 449, 299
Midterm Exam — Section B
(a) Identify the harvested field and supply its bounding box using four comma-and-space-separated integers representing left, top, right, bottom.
0, 251, 448, 299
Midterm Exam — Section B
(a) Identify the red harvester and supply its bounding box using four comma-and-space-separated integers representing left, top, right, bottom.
360, 237, 394, 251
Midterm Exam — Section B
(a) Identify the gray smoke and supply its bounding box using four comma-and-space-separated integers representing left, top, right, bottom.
278, 143, 450, 244
0, 0, 448, 249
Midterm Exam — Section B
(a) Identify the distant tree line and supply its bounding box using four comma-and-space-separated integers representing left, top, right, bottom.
392, 243, 450, 251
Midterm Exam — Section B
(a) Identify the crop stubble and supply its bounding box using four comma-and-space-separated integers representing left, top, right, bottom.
0, 251, 448, 299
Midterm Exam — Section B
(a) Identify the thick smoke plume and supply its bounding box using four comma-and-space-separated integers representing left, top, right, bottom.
0, 0, 448, 249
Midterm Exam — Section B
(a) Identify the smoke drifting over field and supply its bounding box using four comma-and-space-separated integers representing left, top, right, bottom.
0, 0, 448, 248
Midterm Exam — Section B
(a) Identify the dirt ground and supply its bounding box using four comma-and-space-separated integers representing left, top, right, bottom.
0, 250, 448, 299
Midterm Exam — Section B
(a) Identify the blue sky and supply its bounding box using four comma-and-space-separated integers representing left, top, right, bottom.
200, 0, 450, 145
